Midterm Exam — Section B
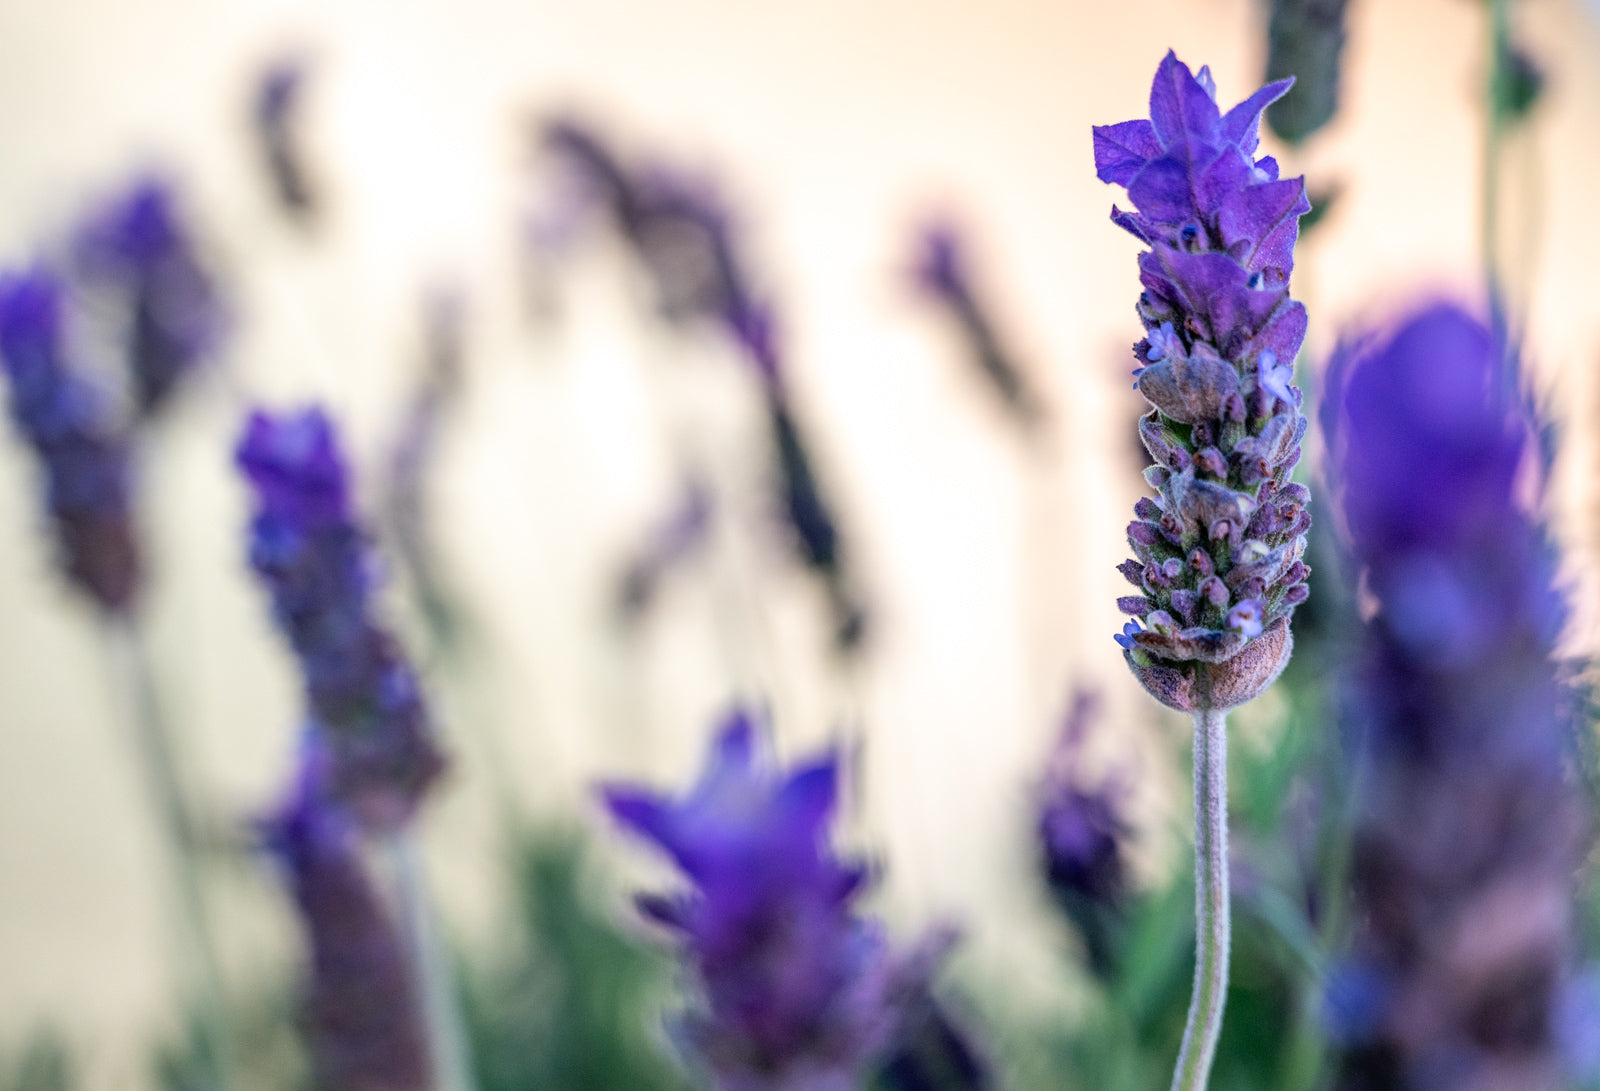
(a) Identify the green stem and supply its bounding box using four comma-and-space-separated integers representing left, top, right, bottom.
1170, 707, 1230, 1091
385, 830, 478, 1091
104, 618, 234, 1091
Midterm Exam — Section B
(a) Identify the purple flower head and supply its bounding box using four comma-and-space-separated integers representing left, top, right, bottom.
541, 119, 756, 332
254, 56, 318, 220
911, 222, 964, 302
910, 219, 1043, 428
1326, 303, 1582, 1087
1095, 52, 1311, 711
256, 59, 304, 129
262, 744, 431, 1091
237, 407, 444, 831
0, 266, 141, 612
601, 709, 898, 1089
1035, 690, 1134, 978
74, 177, 227, 418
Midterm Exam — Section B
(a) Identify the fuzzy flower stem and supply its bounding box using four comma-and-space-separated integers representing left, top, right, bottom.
105, 618, 233, 1091
384, 831, 478, 1091
1172, 707, 1230, 1091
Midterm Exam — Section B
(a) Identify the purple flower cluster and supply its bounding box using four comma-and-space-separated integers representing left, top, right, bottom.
74, 178, 226, 419
601, 710, 902, 1089
911, 220, 1044, 429
262, 747, 431, 1091
237, 407, 444, 832
1035, 691, 1133, 978
1094, 51, 1312, 711
1326, 304, 1582, 1089
0, 268, 141, 612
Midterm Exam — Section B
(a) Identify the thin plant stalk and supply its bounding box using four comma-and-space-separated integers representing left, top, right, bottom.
1170, 708, 1230, 1091
1483, 0, 1510, 298
384, 830, 478, 1091
103, 618, 234, 1091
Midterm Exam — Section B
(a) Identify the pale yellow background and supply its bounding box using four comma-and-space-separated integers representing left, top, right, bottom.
1, 0, 1598, 1085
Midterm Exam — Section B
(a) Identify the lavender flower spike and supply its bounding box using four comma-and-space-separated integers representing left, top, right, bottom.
263, 747, 431, 1091
254, 56, 318, 222
237, 407, 444, 831
1036, 690, 1134, 980
74, 178, 226, 419
0, 267, 141, 612
601, 709, 899, 1090
1327, 304, 1582, 1090
1094, 52, 1311, 1091
1097, 50, 1311, 712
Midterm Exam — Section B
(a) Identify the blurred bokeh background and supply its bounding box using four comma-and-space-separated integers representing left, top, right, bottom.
2, 0, 1600, 1087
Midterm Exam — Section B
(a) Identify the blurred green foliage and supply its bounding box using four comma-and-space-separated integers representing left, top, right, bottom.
460, 825, 689, 1091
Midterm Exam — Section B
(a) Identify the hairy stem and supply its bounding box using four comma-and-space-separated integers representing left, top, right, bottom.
1170, 707, 1230, 1091
105, 618, 234, 1091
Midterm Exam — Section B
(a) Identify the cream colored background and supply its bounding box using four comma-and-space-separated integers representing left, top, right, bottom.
2, 0, 1599, 1085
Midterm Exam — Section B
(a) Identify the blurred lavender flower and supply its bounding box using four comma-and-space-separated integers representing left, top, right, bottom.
1326, 303, 1584, 1090
237, 407, 444, 831
725, 297, 865, 650
1094, 50, 1312, 712
541, 118, 865, 649
874, 927, 992, 1091
1036, 690, 1134, 980
911, 220, 1045, 430
617, 476, 714, 620
541, 119, 753, 329
263, 747, 431, 1091
767, 394, 866, 651
254, 56, 318, 222
0, 267, 141, 612
600, 709, 901, 1090
1263, 0, 1351, 145
74, 178, 226, 419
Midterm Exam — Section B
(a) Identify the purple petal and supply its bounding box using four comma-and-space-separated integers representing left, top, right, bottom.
1109, 205, 1153, 243
1127, 157, 1192, 223
1093, 120, 1162, 186
1148, 50, 1221, 152
1218, 78, 1294, 153
778, 757, 840, 833
1218, 178, 1307, 258
601, 785, 674, 844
